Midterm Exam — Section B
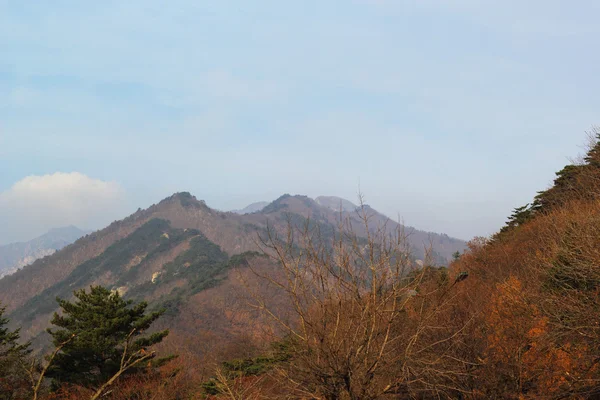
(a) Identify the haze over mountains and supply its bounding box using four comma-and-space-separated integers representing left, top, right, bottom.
232, 196, 362, 215
0, 226, 89, 279
0, 192, 465, 346
314, 196, 362, 213
231, 201, 269, 215
233, 195, 453, 224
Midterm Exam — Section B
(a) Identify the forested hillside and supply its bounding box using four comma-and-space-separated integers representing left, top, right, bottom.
187, 132, 600, 399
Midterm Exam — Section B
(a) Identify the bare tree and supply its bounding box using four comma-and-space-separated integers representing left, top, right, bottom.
88, 328, 158, 400
209, 366, 266, 400
245, 199, 473, 399
21, 334, 75, 400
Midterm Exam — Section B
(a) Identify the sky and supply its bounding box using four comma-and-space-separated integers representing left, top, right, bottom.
1, 0, 599, 244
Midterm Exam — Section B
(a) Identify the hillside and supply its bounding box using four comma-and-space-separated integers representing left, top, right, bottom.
173, 134, 600, 398
0, 192, 465, 345
0, 226, 89, 279
441, 133, 600, 398
4, 146, 600, 398
174, 134, 600, 399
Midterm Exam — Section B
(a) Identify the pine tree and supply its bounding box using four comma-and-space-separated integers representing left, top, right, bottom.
452, 251, 461, 261
0, 303, 31, 399
498, 132, 600, 239
583, 131, 600, 167
0, 304, 29, 358
46, 286, 169, 390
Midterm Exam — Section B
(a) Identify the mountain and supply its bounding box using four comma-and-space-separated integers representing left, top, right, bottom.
231, 201, 269, 214
0, 226, 89, 279
0, 192, 466, 349
6, 142, 600, 398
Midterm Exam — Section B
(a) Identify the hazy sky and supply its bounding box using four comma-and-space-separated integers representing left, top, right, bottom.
1, 0, 599, 244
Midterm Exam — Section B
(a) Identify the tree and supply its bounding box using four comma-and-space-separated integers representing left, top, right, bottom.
0, 303, 30, 399
0, 303, 30, 359
530, 127, 600, 215
46, 286, 169, 393
452, 250, 461, 261
246, 200, 473, 399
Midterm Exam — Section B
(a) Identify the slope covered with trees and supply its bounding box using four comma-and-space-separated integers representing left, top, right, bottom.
196, 131, 600, 399
445, 130, 600, 398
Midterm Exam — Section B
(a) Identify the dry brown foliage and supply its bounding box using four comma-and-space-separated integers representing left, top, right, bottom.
451, 201, 600, 398
241, 200, 474, 399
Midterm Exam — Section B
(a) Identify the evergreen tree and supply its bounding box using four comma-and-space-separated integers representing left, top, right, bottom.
46, 286, 169, 390
0, 303, 31, 399
583, 131, 600, 167
498, 132, 600, 238
531, 165, 583, 212
0, 304, 29, 358
452, 251, 461, 261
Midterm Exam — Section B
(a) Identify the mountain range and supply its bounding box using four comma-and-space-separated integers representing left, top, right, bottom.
0, 226, 89, 279
0, 193, 466, 350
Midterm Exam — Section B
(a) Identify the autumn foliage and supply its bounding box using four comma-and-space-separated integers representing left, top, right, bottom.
446, 129, 600, 398
217, 130, 600, 399
4, 131, 600, 399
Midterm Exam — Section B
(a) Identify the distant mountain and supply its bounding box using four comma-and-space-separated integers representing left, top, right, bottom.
0, 192, 466, 349
315, 196, 358, 213
254, 194, 465, 264
0, 226, 89, 279
231, 201, 269, 214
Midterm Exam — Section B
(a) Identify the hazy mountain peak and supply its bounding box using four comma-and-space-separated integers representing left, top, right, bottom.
43, 225, 88, 239
0, 226, 89, 278
232, 201, 269, 215
315, 196, 358, 213
262, 194, 318, 214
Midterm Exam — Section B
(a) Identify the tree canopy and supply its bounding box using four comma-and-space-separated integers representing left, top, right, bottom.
0, 303, 30, 399
46, 286, 169, 389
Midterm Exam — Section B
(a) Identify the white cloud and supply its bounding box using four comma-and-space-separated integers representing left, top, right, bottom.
0, 172, 126, 244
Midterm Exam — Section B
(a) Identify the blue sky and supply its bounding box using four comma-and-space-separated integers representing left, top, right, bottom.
1, 0, 598, 243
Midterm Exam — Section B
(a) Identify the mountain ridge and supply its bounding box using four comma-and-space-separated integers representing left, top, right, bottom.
0, 226, 90, 279
0, 192, 466, 346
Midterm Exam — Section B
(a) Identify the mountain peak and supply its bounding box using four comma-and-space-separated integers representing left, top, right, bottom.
315, 196, 358, 213
160, 192, 207, 208
262, 194, 318, 214
231, 201, 269, 215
